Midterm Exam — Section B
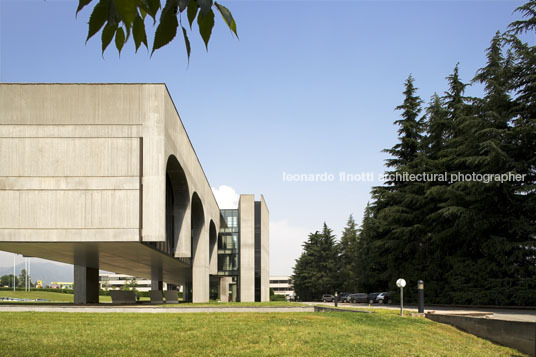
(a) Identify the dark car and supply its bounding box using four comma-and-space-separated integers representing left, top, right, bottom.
322, 294, 334, 302
367, 292, 381, 304
375, 292, 392, 304
348, 293, 368, 303
338, 292, 350, 302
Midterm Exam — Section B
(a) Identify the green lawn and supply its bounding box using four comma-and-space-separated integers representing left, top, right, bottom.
0, 291, 305, 306
0, 312, 523, 356
0, 291, 74, 302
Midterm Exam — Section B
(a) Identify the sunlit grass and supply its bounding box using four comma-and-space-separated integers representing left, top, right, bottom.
0, 291, 73, 302
0, 311, 523, 356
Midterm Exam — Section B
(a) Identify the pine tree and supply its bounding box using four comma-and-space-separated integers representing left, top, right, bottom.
339, 215, 360, 292
292, 223, 341, 300
384, 74, 424, 170
354, 204, 388, 293
359, 75, 427, 301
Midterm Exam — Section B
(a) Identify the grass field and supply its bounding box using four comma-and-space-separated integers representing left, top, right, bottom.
0, 311, 523, 356
0, 291, 303, 306
0, 291, 74, 302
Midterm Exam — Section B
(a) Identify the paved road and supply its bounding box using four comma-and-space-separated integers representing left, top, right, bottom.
305, 301, 536, 322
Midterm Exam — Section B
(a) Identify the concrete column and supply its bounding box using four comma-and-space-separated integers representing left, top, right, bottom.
151, 267, 163, 291
209, 223, 218, 275
192, 223, 209, 302
219, 276, 232, 302
175, 206, 191, 258
239, 195, 255, 302
74, 265, 99, 304
151, 280, 163, 290
74, 248, 99, 304
260, 195, 270, 302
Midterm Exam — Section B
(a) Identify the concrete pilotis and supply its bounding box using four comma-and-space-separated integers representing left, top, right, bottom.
192, 224, 209, 303
74, 265, 99, 304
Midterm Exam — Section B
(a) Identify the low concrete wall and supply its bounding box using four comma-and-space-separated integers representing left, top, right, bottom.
164, 291, 179, 304
149, 290, 163, 304
426, 313, 535, 356
109, 291, 136, 304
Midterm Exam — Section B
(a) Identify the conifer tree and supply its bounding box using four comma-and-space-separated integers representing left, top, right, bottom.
339, 215, 360, 292
292, 223, 341, 300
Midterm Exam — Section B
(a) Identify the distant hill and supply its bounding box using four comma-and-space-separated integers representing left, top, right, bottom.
0, 261, 73, 286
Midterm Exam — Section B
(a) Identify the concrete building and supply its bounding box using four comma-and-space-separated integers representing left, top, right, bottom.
269, 276, 294, 299
0, 83, 269, 303
99, 273, 167, 292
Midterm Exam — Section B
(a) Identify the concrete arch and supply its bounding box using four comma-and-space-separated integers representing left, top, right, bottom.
191, 192, 205, 256
164, 155, 190, 256
191, 192, 208, 302
209, 220, 218, 275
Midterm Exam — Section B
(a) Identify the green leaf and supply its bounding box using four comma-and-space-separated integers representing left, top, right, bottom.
113, 0, 137, 27
76, 0, 93, 15
86, 0, 108, 42
178, 0, 188, 12
133, 15, 148, 52
187, 0, 199, 29
147, 0, 161, 19
182, 26, 191, 62
215, 2, 237, 37
139, 8, 147, 20
115, 27, 126, 55
161, 0, 179, 17
197, 9, 214, 50
198, 0, 212, 15
152, 9, 178, 54
101, 23, 117, 55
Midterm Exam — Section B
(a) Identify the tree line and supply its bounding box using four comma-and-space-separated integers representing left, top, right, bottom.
293, 1, 536, 306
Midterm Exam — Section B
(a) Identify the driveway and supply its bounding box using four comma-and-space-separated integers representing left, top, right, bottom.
304, 301, 536, 322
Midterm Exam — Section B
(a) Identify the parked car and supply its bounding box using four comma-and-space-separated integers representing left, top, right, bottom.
375, 292, 392, 304
367, 292, 380, 303
348, 293, 368, 303
322, 294, 334, 302
338, 292, 350, 302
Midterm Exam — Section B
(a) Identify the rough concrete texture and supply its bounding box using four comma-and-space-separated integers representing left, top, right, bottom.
0, 84, 221, 302
149, 290, 164, 304
260, 195, 270, 302
219, 276, 232, 302
74, 265, 99, 304
239, 195, 255, 302
426, 313, 536, 356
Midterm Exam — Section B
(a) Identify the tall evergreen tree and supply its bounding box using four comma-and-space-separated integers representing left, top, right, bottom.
292, 223, 341, 300
384, 74, 424, 170
339, 215, 360, 292
361, 75, 427, 301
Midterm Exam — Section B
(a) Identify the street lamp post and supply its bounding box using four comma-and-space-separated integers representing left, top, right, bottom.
396, 278, 406, 317
418, 280, 424, 313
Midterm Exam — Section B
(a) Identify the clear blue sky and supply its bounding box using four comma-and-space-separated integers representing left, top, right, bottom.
0, 0, 528, 275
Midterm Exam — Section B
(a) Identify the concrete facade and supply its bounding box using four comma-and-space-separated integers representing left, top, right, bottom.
239, 195, 255, 302
269, 276, 295, 298
0, 83, 269, 304
238, 194, 269, 302
259, 195, 270, 302
0, 84, 223, 303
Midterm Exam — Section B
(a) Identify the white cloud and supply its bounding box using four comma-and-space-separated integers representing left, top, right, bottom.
212, 185, 239, 209
269, 220, 309, 277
